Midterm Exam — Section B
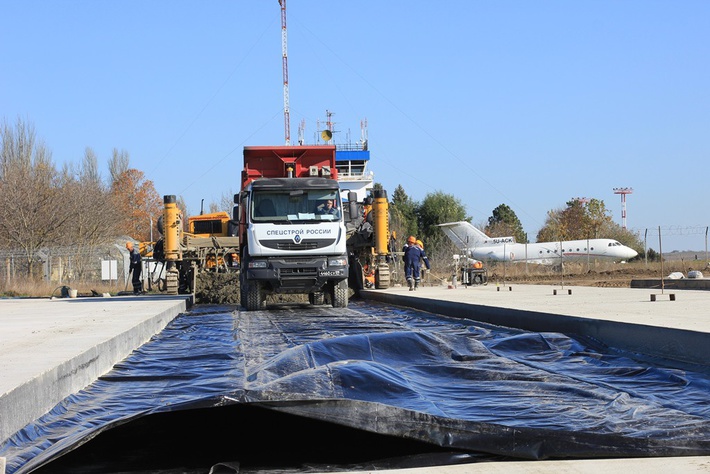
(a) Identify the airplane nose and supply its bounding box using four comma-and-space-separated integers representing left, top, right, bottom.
626, 247, 639, 259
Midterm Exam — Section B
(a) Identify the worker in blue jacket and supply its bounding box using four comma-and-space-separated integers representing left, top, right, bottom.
126, 241, 143, 295
403, 236, 430, 291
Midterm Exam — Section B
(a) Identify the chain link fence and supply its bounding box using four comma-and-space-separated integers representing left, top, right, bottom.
0, 240, 134, 289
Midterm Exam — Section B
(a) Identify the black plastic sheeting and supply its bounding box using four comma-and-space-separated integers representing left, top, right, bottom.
2, 300, 710, 472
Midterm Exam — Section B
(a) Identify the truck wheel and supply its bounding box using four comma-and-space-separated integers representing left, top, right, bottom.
309, 292, 325, 305
245, 280, 265, 311
331, 279, 348, 308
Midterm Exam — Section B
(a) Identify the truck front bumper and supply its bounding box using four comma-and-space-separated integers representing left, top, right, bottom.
246, 255, 348, 294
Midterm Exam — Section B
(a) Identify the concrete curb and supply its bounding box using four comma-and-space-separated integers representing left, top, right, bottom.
360, 290, 708, 366
0, 296, 189, 445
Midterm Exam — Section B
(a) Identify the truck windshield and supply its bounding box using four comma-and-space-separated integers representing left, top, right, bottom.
252, 190, 342, 222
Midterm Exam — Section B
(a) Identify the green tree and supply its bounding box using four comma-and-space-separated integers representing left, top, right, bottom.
585, 198, 611, 238
559, 198, 589, 240
646, 248, 660, 262
389, 184, 418, 245
486, 204, 527, 243
536, 208, 563, 242
416, 191, 468, 249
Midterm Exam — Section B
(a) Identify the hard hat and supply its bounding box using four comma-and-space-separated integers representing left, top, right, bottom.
416, 240, 424, 248
407, 236, 416, 244
126, 241, 133, 250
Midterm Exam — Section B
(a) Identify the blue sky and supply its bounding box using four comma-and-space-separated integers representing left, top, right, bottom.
2, 1, 709, 252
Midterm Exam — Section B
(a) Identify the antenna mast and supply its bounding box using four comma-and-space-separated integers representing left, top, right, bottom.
279, 0, 290, 145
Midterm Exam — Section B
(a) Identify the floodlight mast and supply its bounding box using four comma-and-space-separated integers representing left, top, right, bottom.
613, 187, 633, 229
279, 0, 291, 145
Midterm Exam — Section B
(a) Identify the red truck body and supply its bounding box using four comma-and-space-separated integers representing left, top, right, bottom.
241, 146, 338, 188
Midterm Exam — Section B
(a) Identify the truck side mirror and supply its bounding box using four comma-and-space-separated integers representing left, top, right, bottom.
228, 220, 239, 237
347, 191, 358, 223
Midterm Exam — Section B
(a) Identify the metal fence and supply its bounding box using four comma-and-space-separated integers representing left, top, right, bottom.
0, 241, 134, 288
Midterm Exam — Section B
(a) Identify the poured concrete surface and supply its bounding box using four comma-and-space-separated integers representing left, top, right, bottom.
361, 284, 710, 365
311, 456, 710, 473
1, 286, 709, 473
363, 283, 709, 332
0, 295, 190, 444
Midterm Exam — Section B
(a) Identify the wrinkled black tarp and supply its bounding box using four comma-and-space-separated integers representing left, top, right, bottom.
2, 300, 710, 472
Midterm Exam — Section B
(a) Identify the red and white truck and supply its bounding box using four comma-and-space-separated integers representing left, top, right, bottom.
236, 145, 349, 310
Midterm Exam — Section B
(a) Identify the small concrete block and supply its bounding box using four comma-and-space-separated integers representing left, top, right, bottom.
650, 293, 676, 302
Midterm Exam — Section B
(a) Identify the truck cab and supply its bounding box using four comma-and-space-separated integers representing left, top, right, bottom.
237, 146, 349, 310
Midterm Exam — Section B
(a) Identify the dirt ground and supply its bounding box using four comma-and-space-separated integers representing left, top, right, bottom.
476, 259, 709, 288
486, 266, 661, 288
194, 271, 240, 304
418, 254, 710, 289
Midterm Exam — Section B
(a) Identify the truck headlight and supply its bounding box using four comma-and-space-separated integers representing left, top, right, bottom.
248, 260, 267, 269
328, 257, 347, 267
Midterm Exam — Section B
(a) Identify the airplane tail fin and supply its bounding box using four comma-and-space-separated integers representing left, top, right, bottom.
438, 221, 491, 250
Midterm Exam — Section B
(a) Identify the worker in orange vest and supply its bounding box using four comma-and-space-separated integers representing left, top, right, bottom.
403, 236, 430, 291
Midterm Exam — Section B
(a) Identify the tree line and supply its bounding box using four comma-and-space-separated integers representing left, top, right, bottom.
386, 186, 644, 261
0, 117, 162, 279
1, 117, 646, 282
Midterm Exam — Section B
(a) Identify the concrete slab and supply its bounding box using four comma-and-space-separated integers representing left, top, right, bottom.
2, 286, 709, 474
364, 283, 710, 331
0, 294, 190, 444
361, 284, 710, 365
356, 284, 710, 473
309, 456, 710, 473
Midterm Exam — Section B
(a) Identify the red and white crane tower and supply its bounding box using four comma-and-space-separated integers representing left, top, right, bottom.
613, 187, 633, 229
279, 0, 290, 145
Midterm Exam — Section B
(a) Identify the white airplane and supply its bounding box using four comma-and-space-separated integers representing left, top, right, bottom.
438, 221, 638, 265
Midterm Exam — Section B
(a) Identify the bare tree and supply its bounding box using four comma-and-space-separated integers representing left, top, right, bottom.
82, 147, 101, 184
0, 117, 72, 278
177, 195, 189, 231
220, 189, 236, 214
108, 148, 130, 185
59, 152, 122, 281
